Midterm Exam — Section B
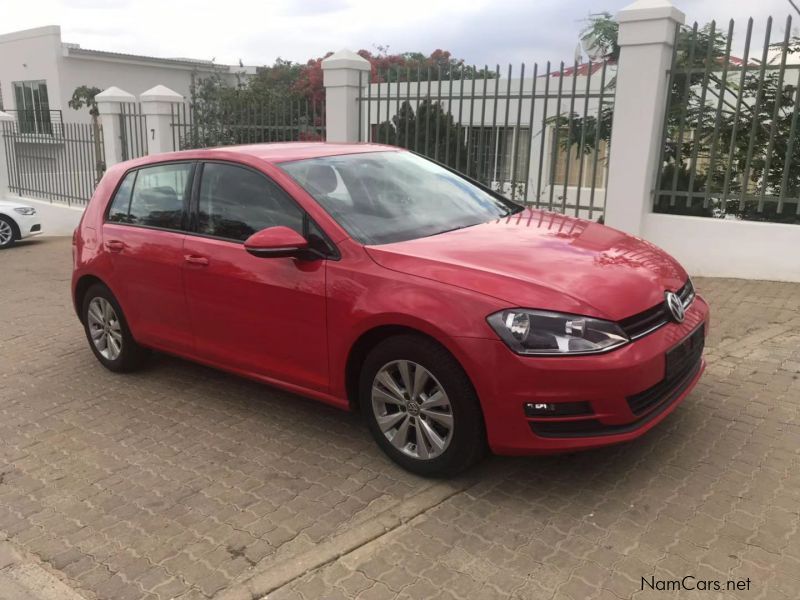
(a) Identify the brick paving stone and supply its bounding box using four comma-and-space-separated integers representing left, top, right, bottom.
2, 238, 799, 599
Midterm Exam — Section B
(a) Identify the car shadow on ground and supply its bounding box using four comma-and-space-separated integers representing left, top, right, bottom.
135, 348, 701, 495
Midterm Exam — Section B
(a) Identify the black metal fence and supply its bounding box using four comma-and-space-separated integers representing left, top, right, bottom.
0, 119, 105, 206
3, 109, 63, 136
656, 16, 800, 224
119, 102, 149, 160
169, 98, 325, 151
358, 61, 615, 220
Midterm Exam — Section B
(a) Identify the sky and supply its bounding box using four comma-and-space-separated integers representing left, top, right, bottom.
1, 0, 797, 68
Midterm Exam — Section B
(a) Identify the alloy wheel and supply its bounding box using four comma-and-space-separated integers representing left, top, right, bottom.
0, 220, 13, 246
87, 297, 123, 361
371, 360, 454, 460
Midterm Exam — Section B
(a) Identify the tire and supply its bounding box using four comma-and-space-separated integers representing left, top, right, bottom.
360, 334, 486, 477
82, 283, 148, 372
0, 215, 18, 249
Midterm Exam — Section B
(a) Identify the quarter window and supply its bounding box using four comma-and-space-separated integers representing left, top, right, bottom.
197, 162, 304, 241
107, 171, 137, 223
106, 163, 192, 229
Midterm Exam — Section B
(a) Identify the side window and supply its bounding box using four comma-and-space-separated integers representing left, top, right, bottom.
198, 163, 304, 242
127, 163, 193, 230
107, 171, 136, 223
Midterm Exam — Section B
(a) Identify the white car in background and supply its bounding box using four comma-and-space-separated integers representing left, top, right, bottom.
0, 200, 42, 248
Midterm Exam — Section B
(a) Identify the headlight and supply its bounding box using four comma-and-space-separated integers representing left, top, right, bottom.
487, 309, 629, 355
13, 207, 36, 216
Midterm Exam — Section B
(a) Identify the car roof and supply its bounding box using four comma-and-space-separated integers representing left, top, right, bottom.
133, 142, 400, 166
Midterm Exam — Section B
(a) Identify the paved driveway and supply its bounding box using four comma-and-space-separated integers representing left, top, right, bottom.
1, 237, 798, 600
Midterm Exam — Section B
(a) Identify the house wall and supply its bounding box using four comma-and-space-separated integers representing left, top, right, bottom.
0, 26, 64, 116
641, 213, 800, 283
0, 26, 241, 124
57, 56, 199, 123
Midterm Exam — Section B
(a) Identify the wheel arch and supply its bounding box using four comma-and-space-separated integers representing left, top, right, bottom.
344, 324, 479, 412
73, 274, 110, 322
0, 212, 21, 241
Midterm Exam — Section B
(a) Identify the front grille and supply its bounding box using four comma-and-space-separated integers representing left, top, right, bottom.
619, 279, 695, 339
627, 325, 704, 416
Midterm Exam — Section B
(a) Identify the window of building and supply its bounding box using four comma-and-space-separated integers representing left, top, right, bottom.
13, 81, 52, 134
549, 126, 608, 189
469, 126, 530, 184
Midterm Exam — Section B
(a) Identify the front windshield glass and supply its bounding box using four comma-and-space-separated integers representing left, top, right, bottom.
279, 151, 521, 245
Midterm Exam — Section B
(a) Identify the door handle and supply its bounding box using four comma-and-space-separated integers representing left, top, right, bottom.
105, 240, 124, 252
184, 254, 209, 266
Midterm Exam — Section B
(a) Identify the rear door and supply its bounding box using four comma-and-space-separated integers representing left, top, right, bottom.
102, 162, 195, 354
182, 161, 329, 392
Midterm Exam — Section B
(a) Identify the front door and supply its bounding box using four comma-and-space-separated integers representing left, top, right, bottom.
182, 162, 329, 392
102, 162, 195, 354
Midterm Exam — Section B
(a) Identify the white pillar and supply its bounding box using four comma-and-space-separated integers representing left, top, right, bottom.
322, 49, 371, 143
140, 85, 183, 155
604, 0, 685, 234
0, 111, 14, 198
95, 86, 135, 167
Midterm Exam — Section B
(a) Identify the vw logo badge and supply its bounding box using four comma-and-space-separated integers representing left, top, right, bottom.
665, 291, 685, 323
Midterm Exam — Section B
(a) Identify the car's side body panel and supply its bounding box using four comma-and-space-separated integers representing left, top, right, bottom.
182, 234, 329, 392
101, 223, 193, 355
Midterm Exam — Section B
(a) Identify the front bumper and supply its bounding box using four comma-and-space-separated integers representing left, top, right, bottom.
454, 295, 710, 455
15, 213, 42, 239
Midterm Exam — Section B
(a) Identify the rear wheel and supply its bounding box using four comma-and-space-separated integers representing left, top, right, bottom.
82, 283, 148, 372
0, 216, 18, 249
360, 335, 486, 477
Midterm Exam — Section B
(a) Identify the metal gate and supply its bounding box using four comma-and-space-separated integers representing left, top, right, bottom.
169, 97, 326, 151
1, 113, 105, 207
357, 60, 616, 220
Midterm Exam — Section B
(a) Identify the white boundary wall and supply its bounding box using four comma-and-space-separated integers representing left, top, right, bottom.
642, 214, 800, 282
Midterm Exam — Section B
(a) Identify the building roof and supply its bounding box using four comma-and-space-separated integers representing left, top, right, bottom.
64, 45, 233, 71
544, 61, 615, 77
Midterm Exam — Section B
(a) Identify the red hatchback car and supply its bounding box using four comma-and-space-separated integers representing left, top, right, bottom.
72, 143, 709, 476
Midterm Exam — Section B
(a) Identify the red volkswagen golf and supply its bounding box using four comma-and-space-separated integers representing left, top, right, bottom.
72, 143, 708, 476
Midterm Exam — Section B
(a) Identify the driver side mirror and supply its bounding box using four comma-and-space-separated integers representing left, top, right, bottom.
244, 226, 310, 258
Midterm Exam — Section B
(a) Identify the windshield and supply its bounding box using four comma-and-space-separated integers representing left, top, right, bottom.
279, 151, 521, 245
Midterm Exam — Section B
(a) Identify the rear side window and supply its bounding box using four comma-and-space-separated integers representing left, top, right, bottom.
107, 171, 136, 223
197, 162, 304, 241
128, 163, 193, 230
106, 163, 193, 230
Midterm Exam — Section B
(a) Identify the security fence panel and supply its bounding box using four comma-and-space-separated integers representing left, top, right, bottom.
169, 97, 325, 151
1, 117, 105, 207
357, 61, 616, 220
655, 16, 800, 224
119, 102, 149, 160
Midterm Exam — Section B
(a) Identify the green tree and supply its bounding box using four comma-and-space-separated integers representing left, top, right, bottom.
563, 14, 800, 223
69, 85, 105, 180
373, 99, 470, 172
68, 85, 103, 116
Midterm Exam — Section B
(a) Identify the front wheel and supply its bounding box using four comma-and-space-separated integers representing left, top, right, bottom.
82, 283, 148, 372
0, 216, 18, 249
360, 335, 486, 477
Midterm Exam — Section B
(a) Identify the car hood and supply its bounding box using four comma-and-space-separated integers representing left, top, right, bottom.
0, 200, 33, 210
365, 209, 688, 321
